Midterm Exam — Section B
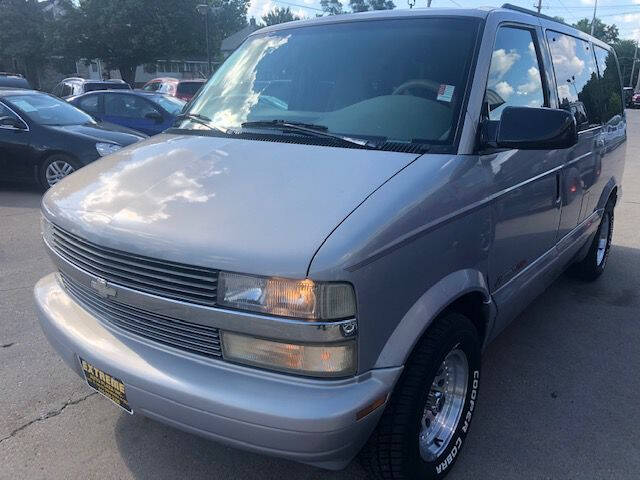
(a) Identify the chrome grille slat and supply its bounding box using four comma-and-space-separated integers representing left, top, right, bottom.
49, 224, 218, 306
53, 233, 217, 289
53, 228, 216, 281
54, 235, 217, 296
61, 274, 222, 358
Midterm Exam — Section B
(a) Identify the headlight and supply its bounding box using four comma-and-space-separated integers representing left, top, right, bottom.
217, 272, 356, 320
221, 331, 356, 377
95, 142, 122, 157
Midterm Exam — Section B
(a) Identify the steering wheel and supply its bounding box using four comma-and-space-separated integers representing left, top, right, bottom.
392, 79, 442, 97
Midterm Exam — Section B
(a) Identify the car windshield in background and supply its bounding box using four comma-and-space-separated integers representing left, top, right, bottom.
152, 94, 185, 115
7, 93, 93, 126
183, 17, 480, 145
85, 83, 130, 92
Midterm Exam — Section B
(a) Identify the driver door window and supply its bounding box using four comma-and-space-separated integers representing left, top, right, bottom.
485, 27, 545, 120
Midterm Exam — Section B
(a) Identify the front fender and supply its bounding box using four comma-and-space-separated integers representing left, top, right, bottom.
373, 269, 494, 369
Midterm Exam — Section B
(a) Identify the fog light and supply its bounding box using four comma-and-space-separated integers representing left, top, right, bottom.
221, 331, 356, 377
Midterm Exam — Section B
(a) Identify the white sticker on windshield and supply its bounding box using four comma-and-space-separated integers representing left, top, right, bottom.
437, 84, 455, 103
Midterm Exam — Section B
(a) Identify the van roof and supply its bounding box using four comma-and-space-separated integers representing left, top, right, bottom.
255, 4, 585, 37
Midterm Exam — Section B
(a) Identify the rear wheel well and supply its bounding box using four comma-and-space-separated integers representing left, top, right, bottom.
440, 292, 488, 345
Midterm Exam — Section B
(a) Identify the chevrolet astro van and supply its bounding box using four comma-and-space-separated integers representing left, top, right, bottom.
35, 5, 627, 479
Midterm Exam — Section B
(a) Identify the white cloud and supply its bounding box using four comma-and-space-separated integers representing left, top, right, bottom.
613, 13, 640, 24
548, 34, 585, 83
495, 81, 514, 100
517, 67, 542, 95
248, 0, 275, 20
489, 48, 520, 80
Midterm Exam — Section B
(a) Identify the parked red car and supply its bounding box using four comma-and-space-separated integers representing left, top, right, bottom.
141, 78, 206, 102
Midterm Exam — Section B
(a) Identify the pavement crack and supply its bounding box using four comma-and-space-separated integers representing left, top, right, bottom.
1, 342, 15, 348
0, 392, 97, 445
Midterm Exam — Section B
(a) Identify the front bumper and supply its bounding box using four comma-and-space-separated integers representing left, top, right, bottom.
34, 273, 401, 470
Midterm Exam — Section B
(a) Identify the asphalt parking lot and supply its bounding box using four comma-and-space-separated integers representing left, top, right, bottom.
1, 110, 639, 480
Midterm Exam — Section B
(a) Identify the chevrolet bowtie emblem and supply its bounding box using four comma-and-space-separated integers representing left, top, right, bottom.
90, 277, 117, 299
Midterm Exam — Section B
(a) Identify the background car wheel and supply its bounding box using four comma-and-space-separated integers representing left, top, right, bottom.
360, 312, 482, 480
569, 200, 614, 281
39, 154, 79, 190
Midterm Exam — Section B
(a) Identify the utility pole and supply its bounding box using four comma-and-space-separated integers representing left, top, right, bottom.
590, 0, 598, 37
535, 0, 542, 14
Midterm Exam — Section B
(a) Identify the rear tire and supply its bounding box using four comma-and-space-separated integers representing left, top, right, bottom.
360, 313, 482, 480
39, 154, 79, 190
569, 201, 614, 281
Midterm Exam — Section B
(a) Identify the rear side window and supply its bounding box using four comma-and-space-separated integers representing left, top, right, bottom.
61, 83, 73, 97
77, 95, 100, 115
143, 82, 161, 92
0, 102, 20, 122
104, 94, 158, 118
594, 45, 624, 123
177, 82, 203, 96
546, 31, 600, 130
485, 26, 545, 120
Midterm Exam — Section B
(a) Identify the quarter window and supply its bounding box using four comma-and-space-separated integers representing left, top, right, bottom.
485, 27, 545, 121
546, 31, 600, 130
0, 102, 22, 127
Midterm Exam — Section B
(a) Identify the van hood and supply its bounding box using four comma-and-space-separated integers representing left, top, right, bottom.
43, 133, 419, 277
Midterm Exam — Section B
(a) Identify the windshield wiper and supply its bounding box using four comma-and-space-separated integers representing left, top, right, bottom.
175, 113, 229, 134
241, 120, 381, 149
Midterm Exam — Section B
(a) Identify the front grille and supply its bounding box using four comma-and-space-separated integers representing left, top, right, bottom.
49, 224, 218, 306
61, 273, 223, 358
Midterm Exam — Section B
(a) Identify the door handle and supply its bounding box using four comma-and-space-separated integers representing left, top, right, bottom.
555, 173, 562, 206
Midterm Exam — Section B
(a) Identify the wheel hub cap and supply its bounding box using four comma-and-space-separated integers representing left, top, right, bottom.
596, 212, 611, 266
419, 348, 468, 462
45, 160, 75, 187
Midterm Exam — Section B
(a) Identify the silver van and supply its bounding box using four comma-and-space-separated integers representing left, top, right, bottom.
35, 5, 627, 479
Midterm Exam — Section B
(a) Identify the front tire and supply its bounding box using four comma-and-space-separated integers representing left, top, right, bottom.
39, 154, 79, 190
360, 313, 482, 480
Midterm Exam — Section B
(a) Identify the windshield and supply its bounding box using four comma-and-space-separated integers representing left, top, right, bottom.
6, 93, 94, 126
183, 17, 479, 145
151, 94, 185, 115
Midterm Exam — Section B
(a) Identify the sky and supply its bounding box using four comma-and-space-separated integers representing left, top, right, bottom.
246, 0, 640, 42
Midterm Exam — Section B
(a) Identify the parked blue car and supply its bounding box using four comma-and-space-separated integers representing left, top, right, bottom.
67, 90, 185, 136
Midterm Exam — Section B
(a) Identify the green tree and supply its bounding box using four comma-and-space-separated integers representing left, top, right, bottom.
0, 0, 51, 87
61, 0, 249, 85
572, 18, 619, 44
349, 0, 394, 12
613, 39, 639, 88
367, 0, 395, 9
320, 0, 344, 15
262, 7, 300, 26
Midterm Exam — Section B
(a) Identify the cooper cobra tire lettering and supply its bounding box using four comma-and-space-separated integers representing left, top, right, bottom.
436, 370, 479, 475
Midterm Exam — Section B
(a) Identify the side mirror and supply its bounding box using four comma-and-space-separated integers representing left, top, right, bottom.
481, 106, 577, 150
0, 116, 25, 130
145, 111, 164, 123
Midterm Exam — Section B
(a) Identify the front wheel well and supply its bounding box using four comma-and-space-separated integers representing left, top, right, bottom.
439, 291, 489, 346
